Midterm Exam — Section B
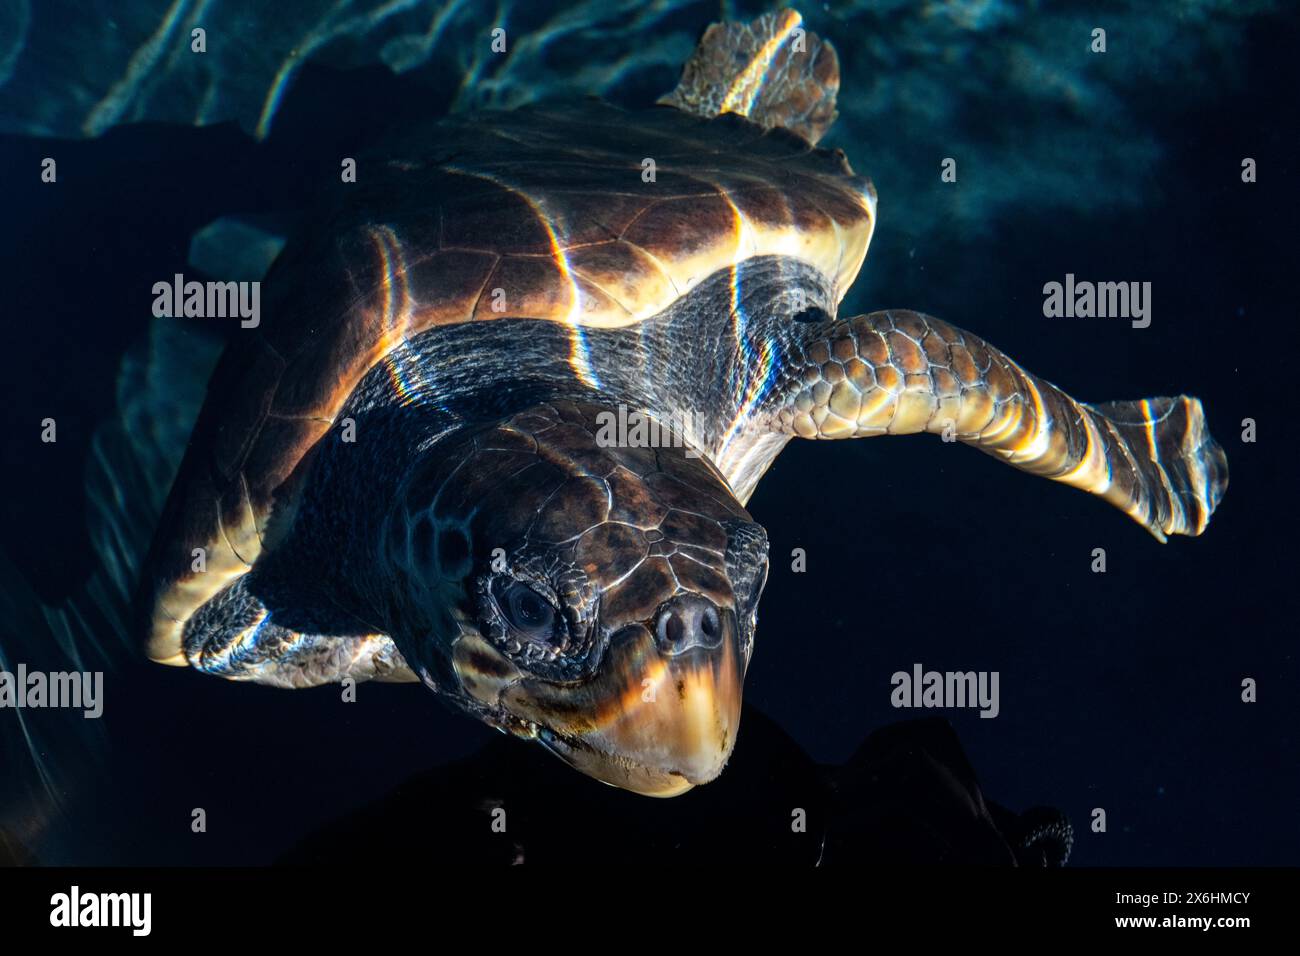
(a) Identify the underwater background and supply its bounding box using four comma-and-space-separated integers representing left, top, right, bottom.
0, 0, 1297, 865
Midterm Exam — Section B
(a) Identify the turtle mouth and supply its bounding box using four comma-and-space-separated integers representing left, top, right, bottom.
503, 612, 744, 798
535, 728, 696, 799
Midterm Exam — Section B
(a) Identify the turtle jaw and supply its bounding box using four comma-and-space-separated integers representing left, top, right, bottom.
503, 616, 744, 797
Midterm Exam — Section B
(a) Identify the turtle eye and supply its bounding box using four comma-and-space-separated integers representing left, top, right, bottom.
492, 579, 559, 642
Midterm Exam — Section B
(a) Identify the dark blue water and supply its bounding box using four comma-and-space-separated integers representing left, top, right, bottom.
1, 0, 1297, 865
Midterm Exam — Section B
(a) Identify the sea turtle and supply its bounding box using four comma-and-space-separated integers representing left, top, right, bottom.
138, 9, 1227, 796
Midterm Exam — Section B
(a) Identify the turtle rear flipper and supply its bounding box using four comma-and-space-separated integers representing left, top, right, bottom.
182, 574, 412, 687
659, 8, 840, 145
760, 309, 1227, 540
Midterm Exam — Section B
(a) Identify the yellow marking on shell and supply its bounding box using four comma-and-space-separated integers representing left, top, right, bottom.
147, 533, 252, 664
148, 623, 188, 666
513, 189, 870, 331
405, 192, 871, 335
222, 481, 264, 565
828, 216, 846, 302
446, 165, 598, 387
828, 199, 874, 301
621, 243, 682, 297
720, 9, 804, 118
555, 253, 600, 389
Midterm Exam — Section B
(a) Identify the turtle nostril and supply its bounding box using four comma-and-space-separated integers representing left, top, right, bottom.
701, 606, 720, 639
654, 595, 724, 655
662, 614, 686, 648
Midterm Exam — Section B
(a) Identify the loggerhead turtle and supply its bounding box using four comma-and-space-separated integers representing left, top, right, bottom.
137, 9, 1227, 796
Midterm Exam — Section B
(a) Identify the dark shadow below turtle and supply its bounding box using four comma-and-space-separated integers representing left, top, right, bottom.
278, 712, 1071, 867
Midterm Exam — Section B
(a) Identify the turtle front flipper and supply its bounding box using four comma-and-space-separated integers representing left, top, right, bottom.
181, 573, 414, 687
762, 310, 1227, 541
659, 8, 840, 145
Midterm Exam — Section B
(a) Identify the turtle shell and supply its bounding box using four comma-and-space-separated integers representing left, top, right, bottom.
140, 99, 876, 664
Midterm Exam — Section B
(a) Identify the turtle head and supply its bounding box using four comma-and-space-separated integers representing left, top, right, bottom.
387, 401, 768, 796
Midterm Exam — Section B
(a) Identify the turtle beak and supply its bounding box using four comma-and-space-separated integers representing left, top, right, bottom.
503, 596, 743, 797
